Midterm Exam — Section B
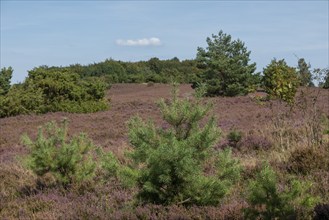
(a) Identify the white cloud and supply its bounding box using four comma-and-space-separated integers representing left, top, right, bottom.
116, 37, 162, 46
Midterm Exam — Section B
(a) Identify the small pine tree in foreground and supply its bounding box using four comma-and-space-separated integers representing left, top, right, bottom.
127, 84, 241, 205
22, 119, 97, 186
245, 163, 318, 219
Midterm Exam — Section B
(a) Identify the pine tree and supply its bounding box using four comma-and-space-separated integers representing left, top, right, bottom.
128, 84, 241, 205
0, 67, 13, 96
195, 30, 258, 96
245, 164, 318, 219
297, 58, 313, 87
22, 119, 97, 186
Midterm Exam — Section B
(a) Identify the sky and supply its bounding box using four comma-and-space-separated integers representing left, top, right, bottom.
1, 0, 328, 84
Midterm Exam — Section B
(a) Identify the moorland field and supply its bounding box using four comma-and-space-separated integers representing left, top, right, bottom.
1, 83, 328, 219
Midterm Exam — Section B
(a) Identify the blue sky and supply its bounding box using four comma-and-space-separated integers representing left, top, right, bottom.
1, 1, 328, 83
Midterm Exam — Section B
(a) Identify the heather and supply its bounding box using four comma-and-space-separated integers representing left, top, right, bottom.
1, 83, 328, 219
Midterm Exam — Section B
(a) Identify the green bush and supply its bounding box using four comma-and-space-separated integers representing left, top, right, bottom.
0, 84, 45, 117
127, 84, 241, 205
227, 129, 243, 148
74, 57, 201, 84
22, 119, 97, 186
0, 67, 109, 117
97, 150, 138, 188
262, 59, 299, 104
0, 67, 13, 96
245, 164, 318, 219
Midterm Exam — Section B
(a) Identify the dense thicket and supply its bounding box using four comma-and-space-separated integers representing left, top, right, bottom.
38, 58, 202, 86
0, 67, 108, 118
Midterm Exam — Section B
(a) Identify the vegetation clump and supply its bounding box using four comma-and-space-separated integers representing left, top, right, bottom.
22, 119, 98, 187
262, 59, 299, 104
322, 68, 329, 89
194, 30, 259, 97
239, 134, 273, 151
0, 67, 109, 118
245, 164, 318, 219
227, 129, 243, 148
0, 67, 13, 96
287, 146, 329, 175
127, 84, 241, 205
1, 28, 328, 218
297, 58, 313, 87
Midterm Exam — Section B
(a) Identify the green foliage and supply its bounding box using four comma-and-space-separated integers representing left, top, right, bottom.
127, 84, 241, 205
245, 164, 318, 219
227, 129, 243, 148
322, 68, 329, 89
0, 67, 109, 117
262, 59, 299, 104
71, 58, 201, 84
0, 83, 45, 117
194, 30, 258, 96
98, 150, 138, 188
0, 67, 13, 96
297, 58, 313, 87
22, 119, 97, 186
99, 151, 120, 178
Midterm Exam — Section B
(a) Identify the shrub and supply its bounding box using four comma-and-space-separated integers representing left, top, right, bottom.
27, 68, 109, 113
98, 150, 138, 188
99, 151, 120, 178
22, 119, 97, 187
245, 164, 318, 219
227, 129, 243, 148
0, 67, 109, 117
287, 146, 329, 175
238, 134, 273, 151
0, 66, 13, 96
262, 59, 299, 104
0, 164, 36, 202
0, 84, 45, 118
127, 84, 241, 205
